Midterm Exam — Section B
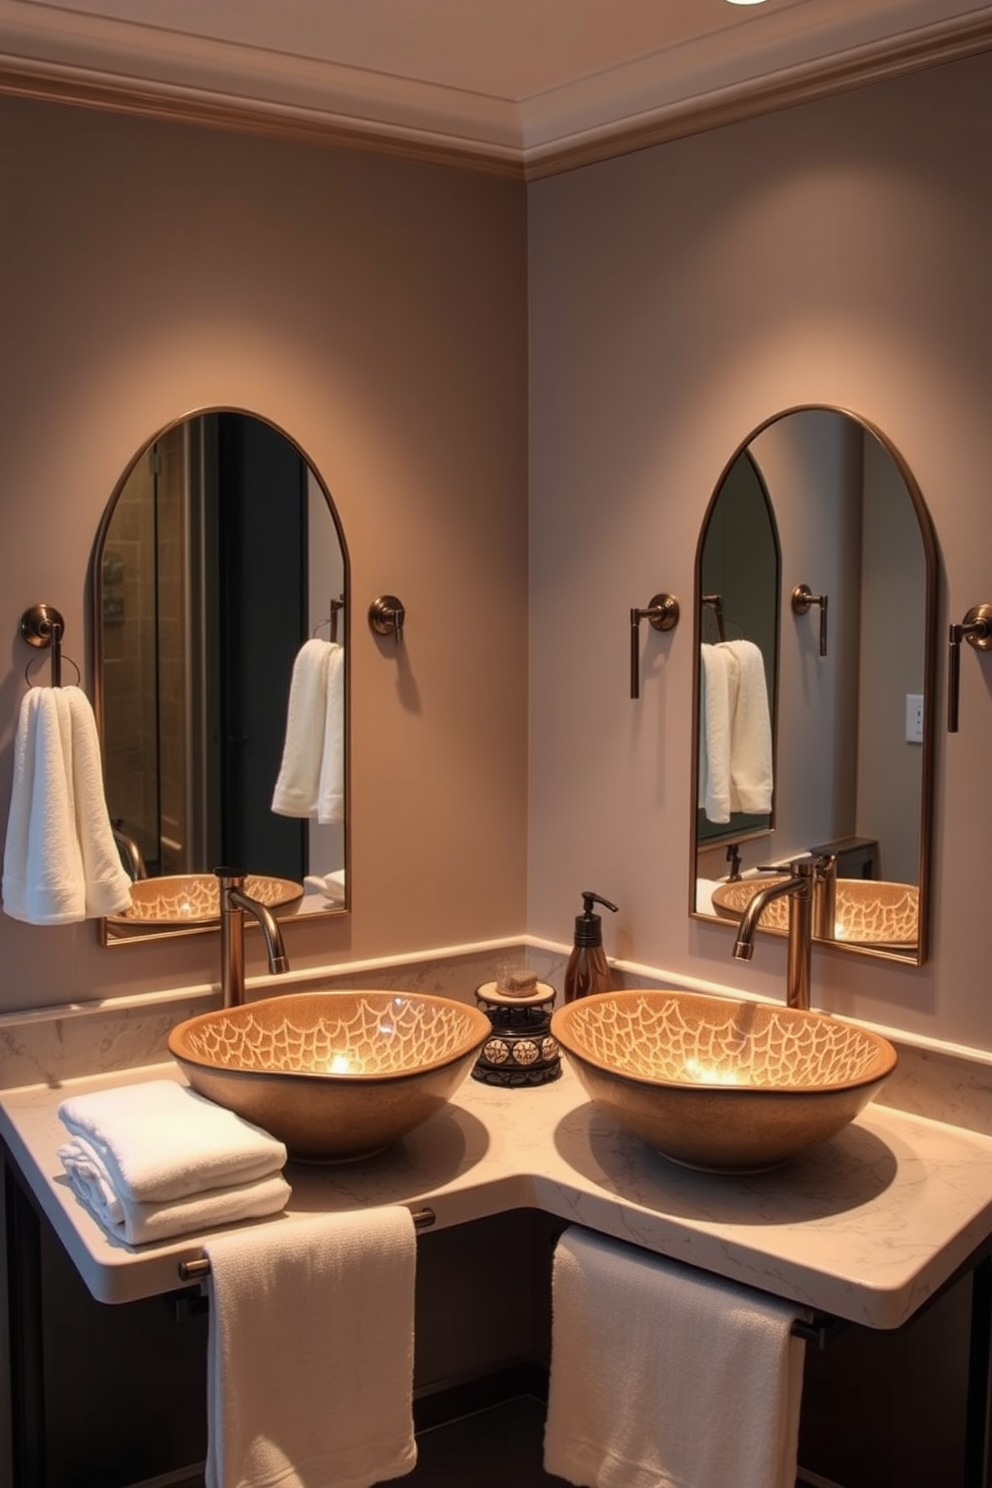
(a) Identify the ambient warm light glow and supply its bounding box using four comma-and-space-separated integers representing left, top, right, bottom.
682, 1058, 742, 1086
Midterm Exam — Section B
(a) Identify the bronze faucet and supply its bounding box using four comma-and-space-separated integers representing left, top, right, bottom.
215, 868, 290, 1008
731, 858, 818, 1010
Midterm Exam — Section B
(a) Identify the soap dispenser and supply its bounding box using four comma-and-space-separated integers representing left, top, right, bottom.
563, 891, 619, 1003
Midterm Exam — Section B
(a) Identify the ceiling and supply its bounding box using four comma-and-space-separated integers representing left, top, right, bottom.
2, 0, 992, 176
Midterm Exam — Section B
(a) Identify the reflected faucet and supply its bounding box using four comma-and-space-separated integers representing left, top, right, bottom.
216, 868, 291, 1009
731, 859, 817, 1010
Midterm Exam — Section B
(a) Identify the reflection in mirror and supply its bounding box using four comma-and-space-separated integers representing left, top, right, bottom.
691, 408, 936, 966
697, 450, 780, 848
94, 411, 348, 945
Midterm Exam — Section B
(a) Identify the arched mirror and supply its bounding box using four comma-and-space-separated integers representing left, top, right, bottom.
93, 410, 348, 945
691, 407, 937, 966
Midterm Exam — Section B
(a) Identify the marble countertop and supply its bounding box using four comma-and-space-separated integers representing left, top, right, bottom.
3, 1059, 992, 1330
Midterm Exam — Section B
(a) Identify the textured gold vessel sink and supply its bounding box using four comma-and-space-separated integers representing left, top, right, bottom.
711, 877, 919, 948
109, 873, 304, 931
169, 991, 491, 1161
551, 989, 896, 1173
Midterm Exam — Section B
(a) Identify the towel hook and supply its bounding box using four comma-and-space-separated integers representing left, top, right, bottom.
791, 584, 829, 657
630, 593, 680, 700
947, 603, 992, 732
368, 595, 405, 644
19, 602, 79, 687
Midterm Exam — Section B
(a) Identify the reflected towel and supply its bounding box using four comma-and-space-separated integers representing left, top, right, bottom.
58, 1137, 291, 1245
698, 644, 732, 824
57, 1080, 287, 1203
271, 638, 333, 817
317, 642, 345, 825
204, 1207, 417, 1488
722, 639, 773, 815
544, 1227, 805, 1488
2, 687, 131, 924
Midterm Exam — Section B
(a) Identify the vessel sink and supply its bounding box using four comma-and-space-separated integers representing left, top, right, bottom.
550, 989, 897, 1173
168, 991, 491, 1161
711, 876, 919, 948
109, 873, 304, 931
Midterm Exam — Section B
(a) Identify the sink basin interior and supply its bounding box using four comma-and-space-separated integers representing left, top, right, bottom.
110, 873, 304, 929
551, 989, 897, 1173
169, 990, 491, 1161
711, 876, 919, 947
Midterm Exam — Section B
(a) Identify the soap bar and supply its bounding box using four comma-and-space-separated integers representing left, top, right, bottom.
503, 968, 539, 998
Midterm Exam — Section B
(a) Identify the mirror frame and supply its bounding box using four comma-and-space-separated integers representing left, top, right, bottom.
689, 404, 938, 966
91, 406, 350, 947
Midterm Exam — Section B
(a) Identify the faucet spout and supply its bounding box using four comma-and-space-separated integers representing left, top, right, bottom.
731, 860, 817, 1010
216, 868, 291, 1008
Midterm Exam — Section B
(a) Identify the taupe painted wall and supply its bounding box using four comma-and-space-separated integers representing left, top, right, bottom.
0, 95, 529, 1010
528, 51, 992, 1051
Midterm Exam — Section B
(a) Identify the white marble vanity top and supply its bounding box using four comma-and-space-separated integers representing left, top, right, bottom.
3, 1058, 992, 1330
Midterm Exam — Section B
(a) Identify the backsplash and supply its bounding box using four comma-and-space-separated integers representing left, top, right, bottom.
3, 940, 992, 1140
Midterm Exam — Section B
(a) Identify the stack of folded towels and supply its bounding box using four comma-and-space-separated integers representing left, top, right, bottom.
56, 1080, 291, 1245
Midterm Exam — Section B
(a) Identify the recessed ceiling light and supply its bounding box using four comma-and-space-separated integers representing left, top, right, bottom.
725, 0, 769, 6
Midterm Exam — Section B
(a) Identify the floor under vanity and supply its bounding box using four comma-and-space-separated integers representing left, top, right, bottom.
3, 1061, 992, 1488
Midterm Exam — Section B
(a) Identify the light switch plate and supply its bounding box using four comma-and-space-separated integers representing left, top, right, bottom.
905, 693, 924, 744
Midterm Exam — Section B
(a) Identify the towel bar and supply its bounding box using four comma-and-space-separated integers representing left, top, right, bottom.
176, 1204, 437, 1282
790, 1312, 844, 1350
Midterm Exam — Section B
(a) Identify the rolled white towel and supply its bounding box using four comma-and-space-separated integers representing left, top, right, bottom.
57, 1080, 287, 1204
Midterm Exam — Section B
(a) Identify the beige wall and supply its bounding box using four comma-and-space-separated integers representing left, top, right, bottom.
0, 95, 529, 1009
3, 49, 992, 1055
528, 51, 992, 1051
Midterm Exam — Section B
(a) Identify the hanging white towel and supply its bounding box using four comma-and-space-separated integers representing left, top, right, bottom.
271, 638, 344, 819
57, 1080, 288, 1203
64, 686, 134, 917
544, 1227, 805, 1488
722, 639, 774, 815
2, 686, 131, 925
57, 1137, 291, 1245
698, 644, 733, 824
204, 1207, 417, 1488
317, 642, 345, 824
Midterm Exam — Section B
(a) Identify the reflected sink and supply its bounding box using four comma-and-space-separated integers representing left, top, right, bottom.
168, 991, 491, 1161
550, 989, 897, 1173
109, 873, 304, 932
711, 876, 919, 948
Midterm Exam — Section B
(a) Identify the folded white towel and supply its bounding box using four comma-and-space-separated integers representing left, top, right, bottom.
317, 643, 345, 825
1, 686, 132, 924
544, 1227, 805, 1488
304, 868, 346, 901
204, 1207, 417, 1488
722, 639, 774, 815
57, 1080, 287, 1203
698, 645, 733, 824
58, 1137, 291, 1245
271, 638, 339, 819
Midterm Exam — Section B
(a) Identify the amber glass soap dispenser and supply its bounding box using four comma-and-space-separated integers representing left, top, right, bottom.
563, 891, 619, 1003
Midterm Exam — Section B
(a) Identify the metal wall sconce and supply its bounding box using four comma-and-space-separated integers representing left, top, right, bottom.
630, 593, 680, 699
948, 603, 992, 732
368, 595, 405, 643
792, 584, 829, 657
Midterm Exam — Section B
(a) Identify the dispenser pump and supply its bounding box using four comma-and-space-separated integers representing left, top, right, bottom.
564, 891, 619, 1003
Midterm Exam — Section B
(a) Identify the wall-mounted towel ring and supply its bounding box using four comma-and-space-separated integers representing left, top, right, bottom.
791, 584, 829, 657
19, 602, 80, 686
314, 596, 345, 645
368, 595, 405, 643
630, 593, 680, 700
947, 603, 992, 732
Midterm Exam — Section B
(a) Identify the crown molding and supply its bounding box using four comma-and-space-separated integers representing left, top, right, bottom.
1, 5, 991, 181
